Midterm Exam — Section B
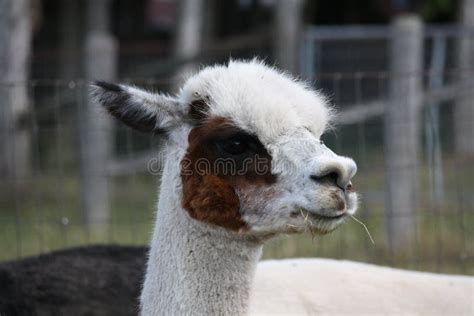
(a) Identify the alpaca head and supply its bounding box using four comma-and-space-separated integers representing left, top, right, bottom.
92, 60, 358, 238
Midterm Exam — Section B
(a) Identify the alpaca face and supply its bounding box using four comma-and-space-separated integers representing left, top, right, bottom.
92, 60, 358, 237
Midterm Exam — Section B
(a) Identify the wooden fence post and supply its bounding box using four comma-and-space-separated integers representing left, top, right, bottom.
455, 0, 474, 156
385, 14, 423, 255
0, 0, 32, 180
275, 0, 305, 73
173, 0, 204, 86
79, 0, 117, 230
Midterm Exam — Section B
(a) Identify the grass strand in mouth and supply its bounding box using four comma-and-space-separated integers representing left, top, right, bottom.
300, 208, 313, 226
350, 214, 375, 245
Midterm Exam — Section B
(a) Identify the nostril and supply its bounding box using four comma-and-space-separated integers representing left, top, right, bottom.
310, 172, 340, 187
346, 182, 354, 192
327, 172, 339, 185
312, 157, 356, 190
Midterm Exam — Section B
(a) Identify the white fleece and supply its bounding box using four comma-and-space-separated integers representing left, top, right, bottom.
249, 258, 473, 315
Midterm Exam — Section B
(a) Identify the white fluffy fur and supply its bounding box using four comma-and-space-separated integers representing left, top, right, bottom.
250, 259, 474, 315
92, 60, 473, 315
179, 60, 333, 143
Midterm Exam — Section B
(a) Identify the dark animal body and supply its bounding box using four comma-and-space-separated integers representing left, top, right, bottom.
0, 245, 148, 316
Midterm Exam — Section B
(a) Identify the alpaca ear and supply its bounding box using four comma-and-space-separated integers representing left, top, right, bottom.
90, 81, 184, 134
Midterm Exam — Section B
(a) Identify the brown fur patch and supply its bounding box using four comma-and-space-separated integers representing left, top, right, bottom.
182, 174, 242, 230
181, 117, 276, 231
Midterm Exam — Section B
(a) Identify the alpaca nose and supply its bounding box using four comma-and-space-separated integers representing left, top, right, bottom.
310, 157, 357, 190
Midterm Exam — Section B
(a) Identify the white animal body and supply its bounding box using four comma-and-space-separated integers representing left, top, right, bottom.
250, 259, 473, 315
92, 60, 473, 315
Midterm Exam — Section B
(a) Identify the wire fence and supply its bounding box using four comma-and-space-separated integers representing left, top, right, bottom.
0, 24, 473, 276
0, 70, 472, 275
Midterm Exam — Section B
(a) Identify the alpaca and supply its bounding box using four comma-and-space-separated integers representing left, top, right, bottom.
1, 246, 472, 315
250, 258, 473, 315
0, 245, 147, 315
92, 60, 473, 315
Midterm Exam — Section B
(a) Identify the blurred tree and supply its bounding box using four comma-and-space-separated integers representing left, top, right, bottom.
173, 0, 204, 86
79, 0, 118, 229
454, 0, 474, 156
58, 0, 82, 79
274, 0, 305, 73
0, 0, 32, 180
308, 0, 458, 23
422, 0, 459, 21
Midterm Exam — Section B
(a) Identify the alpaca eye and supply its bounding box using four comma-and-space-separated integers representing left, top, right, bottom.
219, 138, 249, 155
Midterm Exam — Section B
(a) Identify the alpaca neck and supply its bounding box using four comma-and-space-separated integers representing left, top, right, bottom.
140, 152, 263, 315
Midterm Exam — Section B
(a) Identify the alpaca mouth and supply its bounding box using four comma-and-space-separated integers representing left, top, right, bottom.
299, 210, 348, 235
309, 212, 347, 221
284, 208, 347, 235
295, 208, 348, 223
